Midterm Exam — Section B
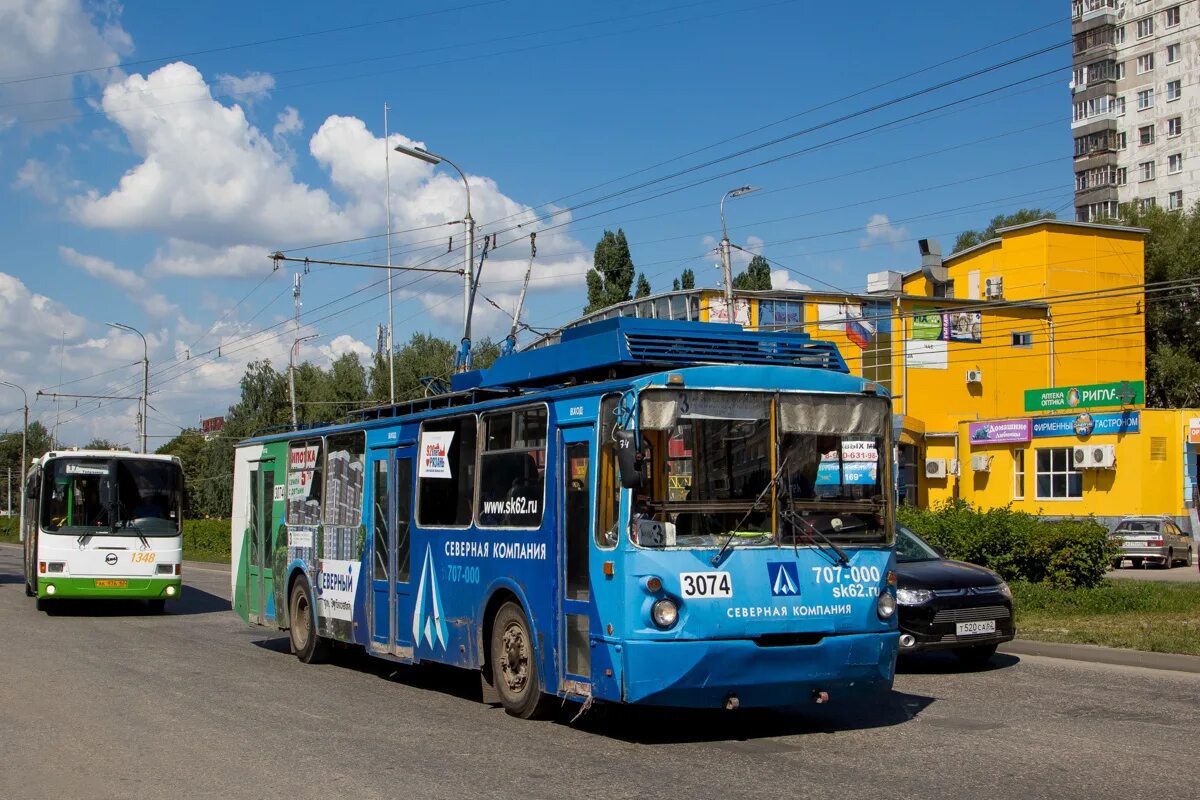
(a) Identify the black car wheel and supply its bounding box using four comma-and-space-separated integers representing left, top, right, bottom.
1162, 549, 1174, 569
954, 643, 998, 668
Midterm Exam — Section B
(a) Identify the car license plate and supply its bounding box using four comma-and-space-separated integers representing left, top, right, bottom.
956, 620, 996, 636
679, 572, 733, 598
95, 579, 128, 588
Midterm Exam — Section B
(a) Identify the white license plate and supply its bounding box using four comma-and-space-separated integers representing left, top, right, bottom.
956, 620, 996, 636
679, 571, 733, 598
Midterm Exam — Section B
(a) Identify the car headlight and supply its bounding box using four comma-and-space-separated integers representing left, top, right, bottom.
997, 581, 1012, 601
896, 587, 933, 606
651, 598, 679, 629
876, 591, 897, 619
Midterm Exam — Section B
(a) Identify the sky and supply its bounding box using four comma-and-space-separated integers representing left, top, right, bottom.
0, 0, 1071, 449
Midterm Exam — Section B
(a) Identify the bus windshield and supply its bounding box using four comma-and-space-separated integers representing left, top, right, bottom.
41, 458, 183, 536
638, 389, 891, 548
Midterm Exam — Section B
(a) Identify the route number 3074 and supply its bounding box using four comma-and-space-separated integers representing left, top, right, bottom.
679, 571, 733, 598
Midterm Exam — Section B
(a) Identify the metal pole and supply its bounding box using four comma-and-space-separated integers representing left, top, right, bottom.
290, 334, 318, 428
2, 381, 28, 540
438, 156, 473, 348
6, 467, 10, 517
107, 323, 148, 453
384, 102, 396, 404
719, 190, 735, 314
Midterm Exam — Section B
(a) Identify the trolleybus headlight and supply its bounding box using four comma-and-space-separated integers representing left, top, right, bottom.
651, 598, 679, 629
876, 591, 897, 620
896, 588, 933, 606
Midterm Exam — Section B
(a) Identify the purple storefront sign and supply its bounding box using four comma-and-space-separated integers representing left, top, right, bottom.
968, 419, 1032, 445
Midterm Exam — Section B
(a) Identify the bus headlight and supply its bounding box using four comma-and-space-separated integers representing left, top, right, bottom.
165, 585, 177, 597
876, 591, 897, 620
45, 584, 56, 595
651, 598, 678, 629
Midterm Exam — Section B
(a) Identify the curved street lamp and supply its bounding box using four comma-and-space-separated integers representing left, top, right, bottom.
719, 185, 760, 312
107, 322, 148, 453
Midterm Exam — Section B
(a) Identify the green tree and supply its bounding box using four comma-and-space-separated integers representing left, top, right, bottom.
635, 273, 651, 298
1114, 202, 1200, 407
953, 208, 1057, 253
733, 254, 772, 290
156, 429, 208, 517
0, 420, 52, 488
584, 228, 635, 313
84, 438, 122, 450
672, 278, 680, 291
680, 268, 695, 290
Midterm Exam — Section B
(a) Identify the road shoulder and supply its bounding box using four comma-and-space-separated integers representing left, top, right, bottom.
1002, 639, 1200, 674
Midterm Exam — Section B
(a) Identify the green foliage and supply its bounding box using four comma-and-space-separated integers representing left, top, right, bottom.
733, 254, 772, 290
635, 273, 651, 298
0, 515, 18, 543
672, 278, 680, 291
680, 268, 695, 290
83, 438, 123, 450
0, 420, 52, 490
897, 500, 1116, 588
585, 228, 636, 313
953, 208, 1057, 253
183, 518, 231, 562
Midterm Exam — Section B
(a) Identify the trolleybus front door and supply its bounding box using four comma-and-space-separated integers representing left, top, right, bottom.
559, 426, 593, 694
247, 467, 276, 626
369, 446, 414, 659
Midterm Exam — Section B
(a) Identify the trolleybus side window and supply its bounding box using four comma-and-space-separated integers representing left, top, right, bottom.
286, 439, 323, 525
596, 395, 620, 548
417, 415, 477, 527
324, 432, 365, 560
477, 406, 546, 528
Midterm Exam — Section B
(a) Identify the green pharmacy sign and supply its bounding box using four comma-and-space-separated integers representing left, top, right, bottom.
1024, 380, 1144, 412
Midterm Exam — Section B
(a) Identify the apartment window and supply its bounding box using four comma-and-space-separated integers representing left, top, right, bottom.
1136, 53, 1154, 74
1137, 88, 1154, 109
1140, 197, 1157, 211
1116, 25, 1126, 44
1168, 116, 1182, 137
1139, 124, 1155, 145
1167, 43, 1181, 63
1011, 331, 1033, 348
1140, 160, 1156, 181
1166, 79, 1182, 101
1035, 448, 1082, 500
1136, 17, 1154, 38
1116, 96, 1126, 115
1117, 130, 1128, 149
1013, 449, 1025, 501
1117, 166, 1128, 185
1169, 190, 1184, 210
1166, 5, 1181, 26
1168, 153, 1183, 174
1076, 171, 1088, 191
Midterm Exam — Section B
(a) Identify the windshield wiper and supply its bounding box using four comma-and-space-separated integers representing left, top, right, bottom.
778, 504, 850, 566
711, 456, 788, 566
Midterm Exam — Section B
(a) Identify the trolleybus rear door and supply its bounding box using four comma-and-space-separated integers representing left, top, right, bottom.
559, 426, 594, 694
368, 446, 414, 659
247, 467, 276, 625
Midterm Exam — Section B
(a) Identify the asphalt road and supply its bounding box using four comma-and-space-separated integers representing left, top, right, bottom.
1108, 562, 1200, 583
1, 544, 1197, 800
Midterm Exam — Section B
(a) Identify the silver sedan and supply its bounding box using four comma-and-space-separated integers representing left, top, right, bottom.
1110, 516, 1194, 569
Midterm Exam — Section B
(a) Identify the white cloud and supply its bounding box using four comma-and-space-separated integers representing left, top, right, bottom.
0, 270, 88, 351
0, 0, 132, 130
770, 269, 811, 291
320, 334, 372, 363
147, 240, 271, 278
59, 245, 176, 316
215, 71, 275, 105
860, 213, 909, 248
273, 106, 303, 139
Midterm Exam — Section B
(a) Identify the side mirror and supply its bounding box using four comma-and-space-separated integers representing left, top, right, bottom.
614, 429, 644, 489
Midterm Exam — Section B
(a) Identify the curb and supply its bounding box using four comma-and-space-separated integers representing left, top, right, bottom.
1002, 639, 1200, 675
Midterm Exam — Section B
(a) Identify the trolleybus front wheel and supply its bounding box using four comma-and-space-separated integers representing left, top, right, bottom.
490, 601, 553, 719
289, 577, 330, 664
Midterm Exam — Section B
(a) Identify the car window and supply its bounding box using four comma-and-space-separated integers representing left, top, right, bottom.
895, 526, 940, 562
1116, 520, 1158, 533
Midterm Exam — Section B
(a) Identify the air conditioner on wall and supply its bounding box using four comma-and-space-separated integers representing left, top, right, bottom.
985, 276, 1004, 299
971, 454, 991, 473
948, 459, 961, 476
1072, 444, 1117, 469
925, 458, 947, 479
966, 369, 983, 384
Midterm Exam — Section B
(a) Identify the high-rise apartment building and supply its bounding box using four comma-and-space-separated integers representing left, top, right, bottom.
1072, 0, 1199, 220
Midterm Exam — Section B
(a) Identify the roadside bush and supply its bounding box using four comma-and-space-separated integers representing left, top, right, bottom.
184, 518, 231, 562
0, 516, 18, 543
897, 500, 1116, 589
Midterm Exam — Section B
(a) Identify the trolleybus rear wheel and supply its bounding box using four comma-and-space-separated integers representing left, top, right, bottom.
289, 577, 330, 664
490, 601, 553, 719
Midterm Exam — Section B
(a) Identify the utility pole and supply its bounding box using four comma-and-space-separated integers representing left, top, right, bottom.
718, 185, 759, 320
384, 103, 396, 404
290, 334, 319, 428
2, 381, 28, 539
107, 322, 149, 453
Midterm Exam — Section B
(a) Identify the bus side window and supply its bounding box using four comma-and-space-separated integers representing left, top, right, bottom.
596, 395, 620, 548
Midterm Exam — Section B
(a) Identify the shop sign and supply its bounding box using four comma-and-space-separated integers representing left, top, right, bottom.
968, 418, 1032, 445
1023, 380, 1144, 412
1188, 418, 1200, 444
1031, 411, 1140, 438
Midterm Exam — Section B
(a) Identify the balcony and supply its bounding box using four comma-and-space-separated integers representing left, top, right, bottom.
1072, 0, 1118, 24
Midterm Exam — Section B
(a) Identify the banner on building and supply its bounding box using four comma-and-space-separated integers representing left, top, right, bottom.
942, 311, 982, 343
1031, 411, 1140, 438
1024, 380, 1144, 412
968, 418, 1032, 445
905, 339, 946, 369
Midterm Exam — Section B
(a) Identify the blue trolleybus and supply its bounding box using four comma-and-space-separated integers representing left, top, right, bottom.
231, 317, 899, 717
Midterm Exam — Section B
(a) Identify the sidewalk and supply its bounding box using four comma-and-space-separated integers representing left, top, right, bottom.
1002, 639, 1200, 675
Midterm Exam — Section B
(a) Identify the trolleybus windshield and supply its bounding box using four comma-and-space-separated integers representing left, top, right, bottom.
41, 458, 183, 536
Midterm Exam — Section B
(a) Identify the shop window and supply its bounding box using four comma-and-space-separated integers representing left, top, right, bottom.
1035, 448, 1083, 500
286, 438, 324, 525
1013, 449, 1025, 500
477, 406, 547, 528
417, 415, 478, 527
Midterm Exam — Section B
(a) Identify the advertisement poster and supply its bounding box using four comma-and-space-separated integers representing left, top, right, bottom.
418, 430, 455, 478
943, 311, 982, 343
708, 296, 750, 325
911, 308, 943, 340
905, 338, 947, 369
1024, 380, 1145, 412
286, 444, 320, 499
1031, 411, 1140, 438
969, 419, 1033, 445
1189, 418, 1200, 445
816, 443, 879, 486
316, 559, 358, 621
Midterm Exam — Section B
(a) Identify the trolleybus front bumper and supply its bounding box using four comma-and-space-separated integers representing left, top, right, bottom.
618, 631, 899, 708
37, 577, 183, 600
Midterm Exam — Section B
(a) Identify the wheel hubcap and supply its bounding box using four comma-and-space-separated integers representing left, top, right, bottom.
499, 621, 529, 694
294, 594, 310, 648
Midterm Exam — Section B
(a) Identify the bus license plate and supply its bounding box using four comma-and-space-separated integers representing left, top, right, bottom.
956, 620, 996, 636
95, 579, 128, 589
679, 572, 733, 599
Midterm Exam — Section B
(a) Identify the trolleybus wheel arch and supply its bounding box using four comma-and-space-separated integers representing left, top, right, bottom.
489, 601, 554, 719
288, 576, 331, 664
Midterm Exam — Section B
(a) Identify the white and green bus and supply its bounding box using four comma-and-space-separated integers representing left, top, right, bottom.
21, 450, 185, 612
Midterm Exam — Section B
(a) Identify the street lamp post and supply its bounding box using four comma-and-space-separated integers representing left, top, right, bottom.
1, 381, 28, 540
393, 142, 474, 370
290, 334, 320, 428
719, 185, 760, 315
107, 322, 148, 453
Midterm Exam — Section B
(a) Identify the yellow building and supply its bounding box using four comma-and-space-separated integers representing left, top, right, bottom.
537, 219, 1200, 535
